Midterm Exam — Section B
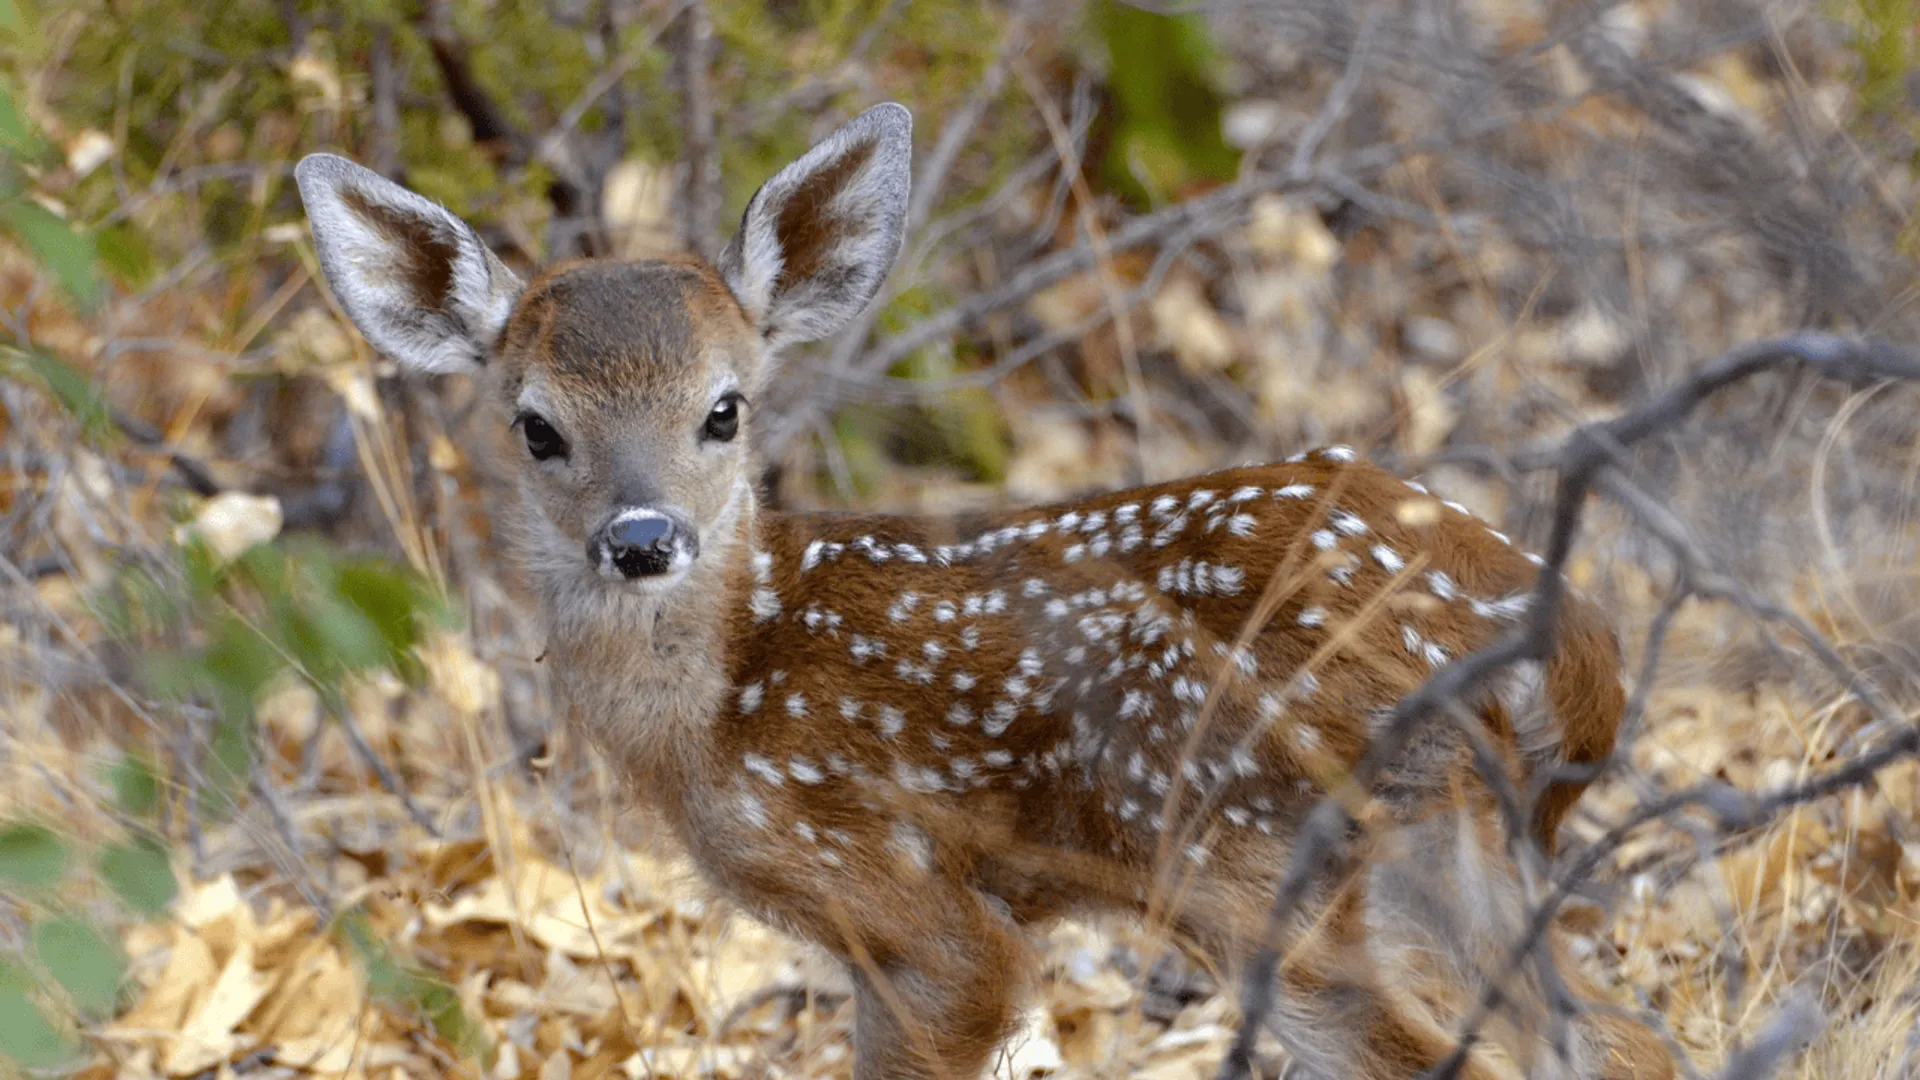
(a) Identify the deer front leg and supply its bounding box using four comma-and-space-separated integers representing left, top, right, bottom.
756, 845, 1036, 1076
845, 888, 1029, 1080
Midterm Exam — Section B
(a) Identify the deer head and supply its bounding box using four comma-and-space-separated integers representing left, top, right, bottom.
295, 104, 911, 596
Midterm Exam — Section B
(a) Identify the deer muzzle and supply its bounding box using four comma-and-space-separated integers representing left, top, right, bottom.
592, 507, 698, 581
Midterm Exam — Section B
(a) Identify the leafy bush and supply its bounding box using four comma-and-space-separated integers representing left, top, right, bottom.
0, 11, 472, 1061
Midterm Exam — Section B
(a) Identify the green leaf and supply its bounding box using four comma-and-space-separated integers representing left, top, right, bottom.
33, 918, 125, 1019
95, 224, 156, 288
1090, 0, 1237, 206
0, 198, 100, 309
99, 838, 176, 915
0, 981, 72, 1069
0, 0, 24, 40
205, 713, 253, 814
0, 78, 38, 155
199, 614, 283, 705
107, 753, 160, 820
0, 346, 114, 439
336, 558, 444, 659
0, 824, 66, 889
338, 909, 491, 1064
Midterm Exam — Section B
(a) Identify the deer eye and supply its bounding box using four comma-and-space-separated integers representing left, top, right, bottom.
517, 412, 569, 461
703, 393, 743, 443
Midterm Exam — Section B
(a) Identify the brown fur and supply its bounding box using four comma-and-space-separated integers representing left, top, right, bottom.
776, 138, 876, 287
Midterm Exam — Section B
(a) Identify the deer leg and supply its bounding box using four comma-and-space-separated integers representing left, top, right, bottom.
1356, 807, 1673, 1080
824, 879, 1029, 1080
1176, 843, 1467, 1079
1248, 892, 1500, 1080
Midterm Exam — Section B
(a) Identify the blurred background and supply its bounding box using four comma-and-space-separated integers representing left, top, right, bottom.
4, 0, 1920, 1076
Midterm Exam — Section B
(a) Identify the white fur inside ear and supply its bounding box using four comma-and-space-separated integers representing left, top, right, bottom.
295, 154, 522, 375
718, 102, 912, 352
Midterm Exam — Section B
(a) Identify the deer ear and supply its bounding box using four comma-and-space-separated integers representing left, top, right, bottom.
295, 154, 522, 375
718, 103, 911, 352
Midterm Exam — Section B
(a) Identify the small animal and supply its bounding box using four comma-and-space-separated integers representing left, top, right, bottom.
296, 102, 1669, 1079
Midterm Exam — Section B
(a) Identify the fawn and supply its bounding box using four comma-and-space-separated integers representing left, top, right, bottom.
296, 104, 1671, 1079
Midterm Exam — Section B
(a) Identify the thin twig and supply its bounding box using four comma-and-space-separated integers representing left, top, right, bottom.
332, 707, 442, 838
676, 0, 720, 258
1219, 333, 1920, 1080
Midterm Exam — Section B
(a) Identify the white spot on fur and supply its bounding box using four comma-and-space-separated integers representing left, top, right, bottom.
736, 790, 769, 829
1213, 564, 1246, 594
1330, 510, 1369, 536
750, 587, 782, 623
743, 753, 785, 785
890, 822, 936, 871
1401, 624, 1424, 654
1471, 594, 1533, 620
1372, 544, 1405, 572
888, 591, 921, 623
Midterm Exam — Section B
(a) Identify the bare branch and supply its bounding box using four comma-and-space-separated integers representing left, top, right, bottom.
675, 0, 721, 258
1219, 333, 1920, 1080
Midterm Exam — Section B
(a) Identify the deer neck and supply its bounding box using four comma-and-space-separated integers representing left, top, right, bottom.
529, 478, 762, 792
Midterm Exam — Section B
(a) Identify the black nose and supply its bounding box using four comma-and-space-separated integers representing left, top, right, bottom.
595, 511, 688, 579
